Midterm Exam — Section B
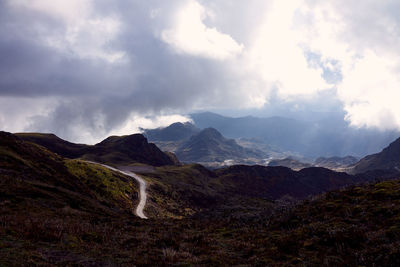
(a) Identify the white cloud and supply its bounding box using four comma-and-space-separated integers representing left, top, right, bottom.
0, 96, 58, 133
296, 1, 400, 130
338, 50, 400, 130
245, 0, 329, 99
161, 0, 244, 60
244, 0, 400, 129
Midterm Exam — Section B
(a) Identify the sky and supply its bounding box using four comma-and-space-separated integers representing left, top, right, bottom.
1, 0, 400, 144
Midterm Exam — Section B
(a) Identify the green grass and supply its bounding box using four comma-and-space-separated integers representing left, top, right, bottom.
65, 159, 138, 212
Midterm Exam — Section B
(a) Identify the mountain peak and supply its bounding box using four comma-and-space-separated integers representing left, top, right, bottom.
143, 122, 199, 142
196, 127, 224, 140
352, 136, 400, 173
98, 133, 148, 147
382, 137, 400, 155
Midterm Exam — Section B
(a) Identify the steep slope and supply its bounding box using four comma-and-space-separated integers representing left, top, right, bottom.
175, 128, 264, 165
352, 137, 400, 174
17, 132, 175, 167
0, 131, 141, 217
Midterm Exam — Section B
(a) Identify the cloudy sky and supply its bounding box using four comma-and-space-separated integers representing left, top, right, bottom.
1, 0, 400, 143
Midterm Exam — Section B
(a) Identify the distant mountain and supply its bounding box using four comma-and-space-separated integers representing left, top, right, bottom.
143, 122, 200, 141
16, 132, 176, 167
267, 155, 360, 171
175, 128, 265, 166
191, 112, 307, 153
351, 137, 400, 174
268, 157, 312, 170
314, 156, 358, 169
190, 112, 400, 158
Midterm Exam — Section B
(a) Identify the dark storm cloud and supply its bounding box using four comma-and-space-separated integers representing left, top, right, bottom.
0, 1, 246, 124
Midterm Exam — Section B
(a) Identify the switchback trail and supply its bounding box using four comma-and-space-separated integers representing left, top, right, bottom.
86, 161, 148, 219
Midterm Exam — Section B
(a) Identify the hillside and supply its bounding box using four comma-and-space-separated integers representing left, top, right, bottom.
352, 137, 400, 174
82, 134, 175, 166
0, 131, 142, 215
15, 132, 90, 158
17, 132, 176, 167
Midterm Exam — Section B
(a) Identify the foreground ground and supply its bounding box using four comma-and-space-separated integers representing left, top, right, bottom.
1, 179, 400, 266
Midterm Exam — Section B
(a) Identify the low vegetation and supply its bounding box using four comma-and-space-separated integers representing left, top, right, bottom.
1, 131, 400, 265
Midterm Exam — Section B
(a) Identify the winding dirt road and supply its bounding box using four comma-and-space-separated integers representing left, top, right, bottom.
87, 161, 148, 219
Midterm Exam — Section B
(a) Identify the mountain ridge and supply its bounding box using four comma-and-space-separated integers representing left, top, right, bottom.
352, 137, 400, 174
174, 127, 265, 166
190, 111, 400, 158
16, 132, 176, 167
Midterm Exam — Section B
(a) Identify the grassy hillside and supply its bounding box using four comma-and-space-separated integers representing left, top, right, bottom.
15, 132, 89, 158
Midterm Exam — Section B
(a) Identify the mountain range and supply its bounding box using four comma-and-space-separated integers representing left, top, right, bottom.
143, 121, 363, 170
144, 123, 271, 167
